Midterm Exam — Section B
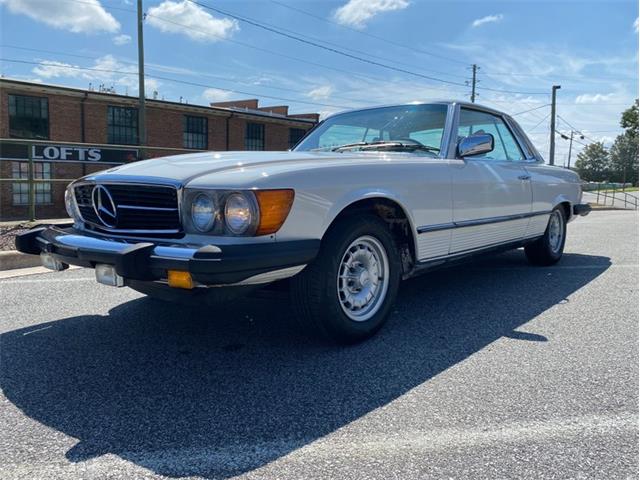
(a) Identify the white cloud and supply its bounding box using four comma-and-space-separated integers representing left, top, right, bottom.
113, 34, 132, 46
471, 14, 504, 28
146, 0, 239, 42
31, 55, 159, 93
0, 0, 119, 33
333, 0, 409, 29
202, 88, 233, 102
307, 85, 333, 100
634, 17, 639, 33
575, 93, 616, 104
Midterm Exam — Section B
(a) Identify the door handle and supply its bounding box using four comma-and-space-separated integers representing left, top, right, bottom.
518, 174, 531, 181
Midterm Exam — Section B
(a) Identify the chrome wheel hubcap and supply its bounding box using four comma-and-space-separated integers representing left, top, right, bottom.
548, 211, 564, 253
337, 235, 389, 322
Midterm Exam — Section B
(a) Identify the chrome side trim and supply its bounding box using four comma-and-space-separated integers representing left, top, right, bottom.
417, 210, 551, 234
417, 222, 455, 233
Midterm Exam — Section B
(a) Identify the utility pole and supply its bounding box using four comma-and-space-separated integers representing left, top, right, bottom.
470, 64, 478, 103
560, 130, 583, 169
137, 0, 146, 156
549, 85, 561, 165
566, 130, 574, 169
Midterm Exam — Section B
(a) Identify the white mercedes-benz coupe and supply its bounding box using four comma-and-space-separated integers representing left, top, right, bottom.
17, 101, 591, 343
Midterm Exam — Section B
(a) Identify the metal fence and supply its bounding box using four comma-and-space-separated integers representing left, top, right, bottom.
593, 184, 639, 210
0, 138, 203, 221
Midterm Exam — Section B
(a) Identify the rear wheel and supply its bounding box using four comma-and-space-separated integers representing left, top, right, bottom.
290, 215, 401, 344
525, 207, 567, 266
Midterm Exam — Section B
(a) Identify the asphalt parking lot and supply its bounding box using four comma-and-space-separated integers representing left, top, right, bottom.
0, 210, 638, 480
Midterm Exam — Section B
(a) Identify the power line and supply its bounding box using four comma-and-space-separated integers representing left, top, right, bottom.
209, 5, 471, 81
50, 0, 464, 96
512, 104, 551, 116
187, 0, 549, 97
268, 0, 469, 66
185, 0, 472, 89
143, 10, 470, 96
0, 44, 373, 106
526, 112, 551, 133
556, 115, 600, 144
0, 58, 355, 109
482, 70, 636, 82
22, 0, 550, 99
555, 129, 589, 148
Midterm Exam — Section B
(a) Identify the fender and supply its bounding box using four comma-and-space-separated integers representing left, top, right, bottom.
550, 193, 576, 221
321, 187, 419, 251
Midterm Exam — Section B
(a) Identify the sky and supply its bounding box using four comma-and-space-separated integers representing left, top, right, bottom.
0, 0, 638, 165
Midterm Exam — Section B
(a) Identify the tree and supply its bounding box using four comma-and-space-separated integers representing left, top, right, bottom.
620, 99, 639, 137
575, 141, 610, 182
610, 99, 639, 186
609, 132, 639, 185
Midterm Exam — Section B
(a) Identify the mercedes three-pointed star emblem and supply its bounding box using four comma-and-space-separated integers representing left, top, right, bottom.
92, 185, 118, 228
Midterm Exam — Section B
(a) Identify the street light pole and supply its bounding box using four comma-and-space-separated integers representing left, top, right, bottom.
549, 85, 561, 165
137, 0, 146, 157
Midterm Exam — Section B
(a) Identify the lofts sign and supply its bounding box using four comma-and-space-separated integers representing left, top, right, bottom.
0, 142, 138, 164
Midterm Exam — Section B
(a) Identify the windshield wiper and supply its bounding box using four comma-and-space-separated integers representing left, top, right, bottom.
331, 141, 373, 151
331, 141, 440, 153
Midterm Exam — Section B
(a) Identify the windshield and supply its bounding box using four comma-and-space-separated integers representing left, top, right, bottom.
294, 104, 448, 154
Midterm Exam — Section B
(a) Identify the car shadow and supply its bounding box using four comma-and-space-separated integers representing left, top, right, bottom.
0, 251, 611, 478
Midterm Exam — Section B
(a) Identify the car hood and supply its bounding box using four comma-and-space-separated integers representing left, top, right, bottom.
86, 150, 413, 187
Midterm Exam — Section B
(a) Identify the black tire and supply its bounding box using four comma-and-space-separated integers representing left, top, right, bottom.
525, 207, 567, 266
290, 214, 402, 344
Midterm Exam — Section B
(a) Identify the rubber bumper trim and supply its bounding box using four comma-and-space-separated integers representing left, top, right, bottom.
15, 225, 320, 285
573, 203, 591, 217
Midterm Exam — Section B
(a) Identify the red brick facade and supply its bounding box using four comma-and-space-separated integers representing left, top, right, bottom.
0, 79, 319, 220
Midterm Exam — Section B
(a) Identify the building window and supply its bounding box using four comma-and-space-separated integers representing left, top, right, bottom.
289, 128, 306, 149
8, 94, 49, 139
183, 115, 208, 149
12, 162, 52, 205
107, 106, 138, 145
245, 123, 265, 151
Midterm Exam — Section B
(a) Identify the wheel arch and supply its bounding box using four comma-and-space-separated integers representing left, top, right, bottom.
551, 194, 573, 221
322, 191, 418, 275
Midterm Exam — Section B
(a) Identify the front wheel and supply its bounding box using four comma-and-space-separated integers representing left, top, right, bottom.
290, 215, 401, 344
525, 207, 567, 266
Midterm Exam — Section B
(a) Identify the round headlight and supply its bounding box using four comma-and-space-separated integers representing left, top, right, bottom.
224, 193, 253, 234
191, 193, 216, 232
64, 186, 80, 222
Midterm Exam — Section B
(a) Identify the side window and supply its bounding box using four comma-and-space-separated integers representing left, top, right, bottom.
409, 129, 443, 150
458, 109, 524, 161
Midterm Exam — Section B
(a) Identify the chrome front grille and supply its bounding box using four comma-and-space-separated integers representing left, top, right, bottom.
74, 183, 181, 236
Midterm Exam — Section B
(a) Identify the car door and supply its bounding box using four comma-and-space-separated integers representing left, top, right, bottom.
448, 107, 532, 254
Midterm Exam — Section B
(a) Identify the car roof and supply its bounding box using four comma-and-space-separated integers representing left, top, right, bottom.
326, 101, 508, 119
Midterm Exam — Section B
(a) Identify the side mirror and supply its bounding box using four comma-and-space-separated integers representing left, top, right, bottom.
458, 133, 494, 157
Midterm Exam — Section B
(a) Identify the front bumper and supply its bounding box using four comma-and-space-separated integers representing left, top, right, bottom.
573, 203, 592, 217
15, 225, 319, 285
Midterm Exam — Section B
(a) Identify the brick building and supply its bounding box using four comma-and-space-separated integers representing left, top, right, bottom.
0, 79, 319, 220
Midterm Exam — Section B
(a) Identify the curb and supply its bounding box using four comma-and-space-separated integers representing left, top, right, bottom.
0, 251, 41, 271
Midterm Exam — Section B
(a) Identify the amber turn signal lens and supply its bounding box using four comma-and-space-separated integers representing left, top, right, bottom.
167, 270, 194, 289
255, 189, 295, 235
